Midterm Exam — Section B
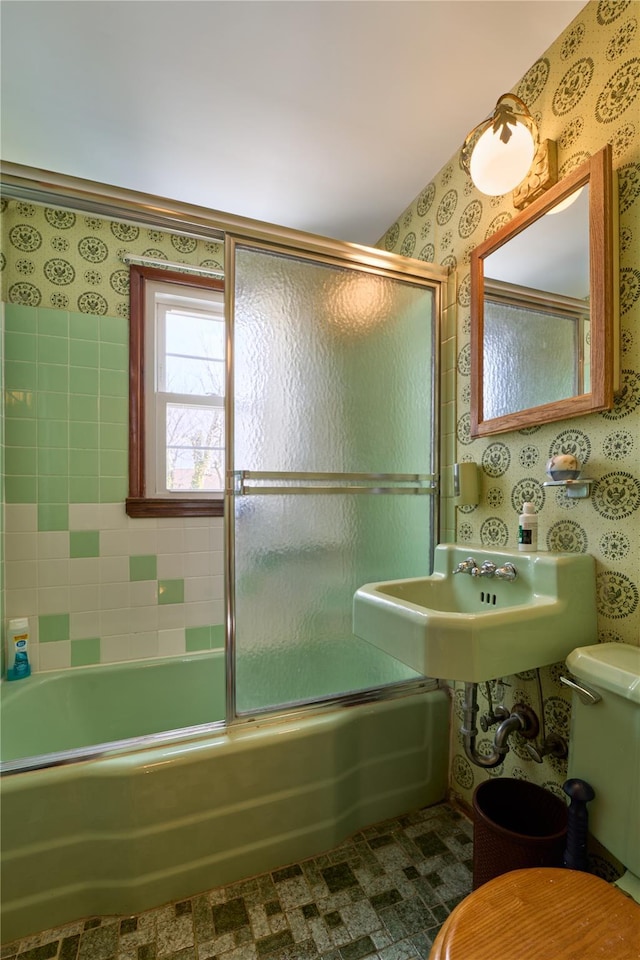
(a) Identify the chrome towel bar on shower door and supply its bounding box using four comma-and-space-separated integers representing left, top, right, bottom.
230, 471, 438, 496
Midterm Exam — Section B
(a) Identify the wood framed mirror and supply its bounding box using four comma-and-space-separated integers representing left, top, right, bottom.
470, 144, 618, 438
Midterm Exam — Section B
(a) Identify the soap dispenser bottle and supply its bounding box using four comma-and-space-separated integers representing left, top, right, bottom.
518, 502, 538, 552
6, 618, 31, 680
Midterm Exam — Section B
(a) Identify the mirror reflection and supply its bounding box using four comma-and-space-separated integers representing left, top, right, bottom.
482, 186, 590, 420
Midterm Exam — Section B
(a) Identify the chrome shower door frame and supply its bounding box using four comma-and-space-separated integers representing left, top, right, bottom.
224, 233, 448, 727
0, 163, 449, 764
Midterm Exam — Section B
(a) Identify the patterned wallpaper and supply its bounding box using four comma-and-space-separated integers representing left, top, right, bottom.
379, 0, 640, 823
0, 205, 223, 316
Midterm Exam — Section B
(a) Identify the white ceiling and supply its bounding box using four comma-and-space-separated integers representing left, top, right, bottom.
1, 0, 586, 246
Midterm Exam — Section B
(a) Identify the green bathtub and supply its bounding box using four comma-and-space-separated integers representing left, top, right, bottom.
0, 651, 449, 942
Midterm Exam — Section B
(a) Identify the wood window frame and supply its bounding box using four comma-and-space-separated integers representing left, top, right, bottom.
126, 265, 225, 518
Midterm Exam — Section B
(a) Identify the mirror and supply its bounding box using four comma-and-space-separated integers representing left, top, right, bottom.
471, 144, 617, 437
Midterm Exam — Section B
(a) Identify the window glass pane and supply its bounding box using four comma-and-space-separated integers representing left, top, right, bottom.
166, 311, 225, 358
166, 403, 225, 491
165, 356, 225, 396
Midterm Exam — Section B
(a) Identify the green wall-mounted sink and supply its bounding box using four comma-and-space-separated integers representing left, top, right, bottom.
353, 544, 597, 682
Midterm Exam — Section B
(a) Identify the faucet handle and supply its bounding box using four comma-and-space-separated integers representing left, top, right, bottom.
454, 556, 477, 574
495, 562, 518, 582
471, 560, 496, 578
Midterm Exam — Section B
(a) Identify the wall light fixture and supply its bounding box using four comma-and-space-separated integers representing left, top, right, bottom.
461, 93, 538, 196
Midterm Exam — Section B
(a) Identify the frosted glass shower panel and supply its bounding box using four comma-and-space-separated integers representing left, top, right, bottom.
233, 247, 435, 475
233, 492, 431, 714
230, 241, 437, 716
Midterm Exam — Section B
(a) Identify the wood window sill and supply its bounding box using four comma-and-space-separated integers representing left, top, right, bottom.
125, 498, 224, 518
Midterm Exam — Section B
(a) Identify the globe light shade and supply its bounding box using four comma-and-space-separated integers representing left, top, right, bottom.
469, 119, 536, 196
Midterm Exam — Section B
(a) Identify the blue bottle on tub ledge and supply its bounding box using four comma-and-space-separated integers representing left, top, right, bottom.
6, 618, 31, 680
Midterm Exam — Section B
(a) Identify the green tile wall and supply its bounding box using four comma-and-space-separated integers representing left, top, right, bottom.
129, 555, 157, 581
2, 202, 225, 671
69, 530, 100, 558
70, 636, 101, 666
3, 303, 129, 517
38, 503, 68, 531
158, 579, 184, 605
39, 613, 70, 643
0, 195, 225, 528
185, 625, 225, 652
185, 625, 214, 652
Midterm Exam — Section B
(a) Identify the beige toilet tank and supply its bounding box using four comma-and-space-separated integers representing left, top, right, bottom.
566, 643, 640, 881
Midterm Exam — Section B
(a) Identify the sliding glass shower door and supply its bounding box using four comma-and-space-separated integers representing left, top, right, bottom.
225, 238, 440, 717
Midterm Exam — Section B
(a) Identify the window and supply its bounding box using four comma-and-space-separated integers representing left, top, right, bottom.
127, 266, 225, 517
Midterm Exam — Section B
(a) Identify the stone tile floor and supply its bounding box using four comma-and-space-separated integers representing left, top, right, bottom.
1, 802, 473, 960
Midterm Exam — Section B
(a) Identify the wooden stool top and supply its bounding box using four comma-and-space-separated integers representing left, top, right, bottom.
429, 868, 640, 960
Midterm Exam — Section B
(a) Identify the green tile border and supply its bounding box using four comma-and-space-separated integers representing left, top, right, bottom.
38, 504, 69, 531
185, 625, 212, 652
185, 624, 224, 652
129, 555, 157, 582
39, 613, 70, 643
70, 530, 100, 559
70, 637, 101, 666
158, 579, 184, 605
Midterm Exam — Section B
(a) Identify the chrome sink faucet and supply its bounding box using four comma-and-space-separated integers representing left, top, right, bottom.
471, 560, 496, 578
470, 560, 518, 580
454, 556, 518, 580
495, 562, 518, 581
453, 557, 477, 575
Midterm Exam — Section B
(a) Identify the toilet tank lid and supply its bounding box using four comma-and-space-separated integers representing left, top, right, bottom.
567, 643, 640, 704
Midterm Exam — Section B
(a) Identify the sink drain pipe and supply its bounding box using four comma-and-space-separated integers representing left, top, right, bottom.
461, 681, 539, 769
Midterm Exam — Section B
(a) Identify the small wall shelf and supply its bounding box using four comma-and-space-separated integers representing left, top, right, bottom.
542, 479, 594, 500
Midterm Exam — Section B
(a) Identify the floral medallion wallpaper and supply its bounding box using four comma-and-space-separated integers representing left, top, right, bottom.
1, 205, 223, 318
379, 0, 639, 831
